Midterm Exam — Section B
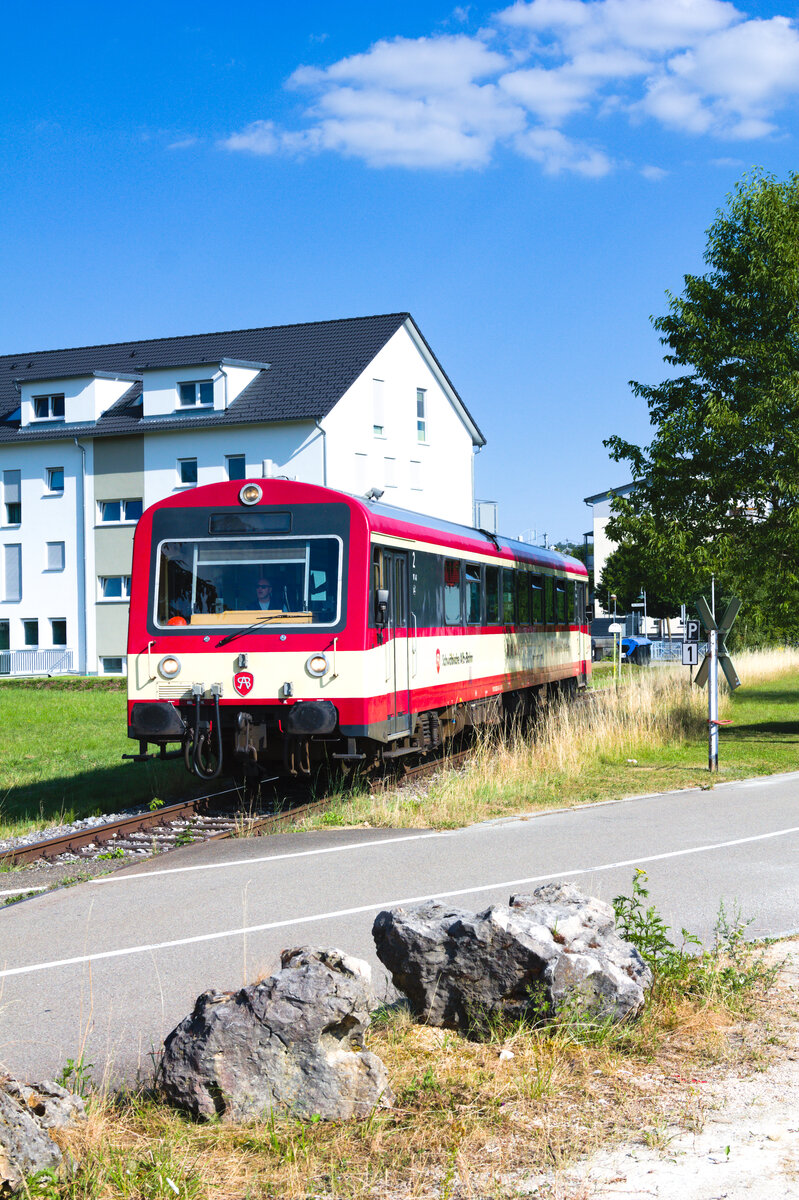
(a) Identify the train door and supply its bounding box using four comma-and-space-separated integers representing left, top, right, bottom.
383, 550, 411, 737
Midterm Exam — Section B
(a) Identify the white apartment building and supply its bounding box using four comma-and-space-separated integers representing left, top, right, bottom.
0, 313, 485, 675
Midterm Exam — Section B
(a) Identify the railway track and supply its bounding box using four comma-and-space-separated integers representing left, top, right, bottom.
0, 748, 473, 871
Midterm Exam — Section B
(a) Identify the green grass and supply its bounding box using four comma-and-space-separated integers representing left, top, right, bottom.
2, 654, 798, 841
0, 680, 187, 839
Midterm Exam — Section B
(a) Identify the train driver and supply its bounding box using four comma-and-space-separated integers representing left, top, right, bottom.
256, 577, 277, 610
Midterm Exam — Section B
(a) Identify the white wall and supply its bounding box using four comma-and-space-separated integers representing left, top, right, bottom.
0, 440, 94, 669
19, 376, 132, 426
142, 422, 323, 508
322, 324, 476, 524
141, 364, 262, 418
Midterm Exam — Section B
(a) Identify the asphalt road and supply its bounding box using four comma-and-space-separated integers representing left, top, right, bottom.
1, 772, 798, 1084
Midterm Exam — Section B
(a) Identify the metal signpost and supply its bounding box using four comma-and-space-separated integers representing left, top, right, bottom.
694, 596, 741, 772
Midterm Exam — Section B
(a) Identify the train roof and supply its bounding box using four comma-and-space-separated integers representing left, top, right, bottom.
352, 494, 588, 576
141, 479, 587, 578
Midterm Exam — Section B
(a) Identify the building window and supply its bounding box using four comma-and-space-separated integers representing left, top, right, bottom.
177, 459, 198, 486
410, 460, 422, 491
99, 576, 131, 600
45, 542, 65, 571
46, 467, 64, 494
33, 394, 65, 421
23, 619, 38, 647
100, 656, 125, 674
3, 470, 21, 524
98, 499, 143, 523
383, 457, 397, 488
3, 544, 21, 602
373, 378, 385, 437
226, 455, 246, 481
51, 618, 67, 646
178, 381, 214, 408
416, 389, 427, 442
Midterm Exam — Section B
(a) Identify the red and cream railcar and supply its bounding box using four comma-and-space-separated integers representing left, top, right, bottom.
126, 479, 590, 778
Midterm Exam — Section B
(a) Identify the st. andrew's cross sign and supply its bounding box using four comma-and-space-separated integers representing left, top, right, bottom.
694, 597, 741, 690
693, 595, 741, 772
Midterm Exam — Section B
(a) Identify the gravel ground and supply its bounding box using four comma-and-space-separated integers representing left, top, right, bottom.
521, 943, 799, 1200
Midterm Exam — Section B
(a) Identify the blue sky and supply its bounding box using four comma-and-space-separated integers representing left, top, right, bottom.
2, 0, 799, 542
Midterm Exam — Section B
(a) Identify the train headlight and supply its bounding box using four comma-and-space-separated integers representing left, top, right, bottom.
158, 655, 182, 679
306, 653, 329, 678
239, 483, 262, 506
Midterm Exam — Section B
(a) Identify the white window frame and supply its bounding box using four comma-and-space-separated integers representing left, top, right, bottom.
22, 618, 39, 647
177, 380, 214, 408
177, 459, 198, 487
226, 455, 246, 481
97, 499, 143, 524
383, 457, 397, 488
416, 388, 427, 443
45, 467, 64, 494
373, 378, 385, 439
98, 576, 132, 601
50, 618, 67, 647
3, 470, 21, 526
32, 394, 65, 421
410, 459, 422, 491
100, 656, 126, 675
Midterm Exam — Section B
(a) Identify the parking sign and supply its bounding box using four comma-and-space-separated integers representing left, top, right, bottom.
685, 619, 700, 643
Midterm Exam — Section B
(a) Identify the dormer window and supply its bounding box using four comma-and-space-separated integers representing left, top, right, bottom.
178, 381, 214, 408
33, 394, 65, 420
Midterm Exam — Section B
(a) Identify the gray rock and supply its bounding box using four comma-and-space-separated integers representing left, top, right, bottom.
159, 946, 393, 1122
0, 1078, 85, 1195
372, 882, 652, 1034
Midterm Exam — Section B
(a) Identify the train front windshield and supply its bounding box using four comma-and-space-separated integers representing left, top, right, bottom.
155, 535, 342, 629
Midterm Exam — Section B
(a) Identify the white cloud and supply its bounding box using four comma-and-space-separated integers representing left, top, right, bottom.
515, 126, 613, 174
222, 1, 799, 174
167, 137, 199, 151
500, 65, 595, 121
222, 120, 280, 155
641, 164, 668, 180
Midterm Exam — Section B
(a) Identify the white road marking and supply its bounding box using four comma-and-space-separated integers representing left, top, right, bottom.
2, 823, 798, 981
0, 887, 47, 897
90, 831, 445, 884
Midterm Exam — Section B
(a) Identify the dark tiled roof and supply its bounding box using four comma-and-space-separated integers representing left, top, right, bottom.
0, 313, 481, 444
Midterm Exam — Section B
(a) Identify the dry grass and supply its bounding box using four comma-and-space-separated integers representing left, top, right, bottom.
48, 961, 781, 1200
293, 648, 799, 834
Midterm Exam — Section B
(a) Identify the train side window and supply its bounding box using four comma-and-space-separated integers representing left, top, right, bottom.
555, 581, 566, 623
502, 568, 515, 624
567, 581, 575, 623
444, 557, 461, 625
485, 565, 500, 624
531, 574, 543, 624
371, 547, 383, 626
465, 563, 481, 624
516, 570, 530, 624
544, 576, 554, 623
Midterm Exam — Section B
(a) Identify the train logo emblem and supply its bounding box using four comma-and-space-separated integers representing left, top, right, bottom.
436, 648, 441, 674
233, 671, 254, 696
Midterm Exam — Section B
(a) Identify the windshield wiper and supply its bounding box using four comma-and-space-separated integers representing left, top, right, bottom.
215, 613, 286, 648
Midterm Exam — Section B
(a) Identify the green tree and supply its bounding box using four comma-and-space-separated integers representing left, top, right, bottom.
605, 170, 799, 642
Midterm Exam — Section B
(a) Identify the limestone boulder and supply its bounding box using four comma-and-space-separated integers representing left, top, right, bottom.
372, 882, 652, 1034
159, 947, 393, 1122
0, 1078, 85, 1195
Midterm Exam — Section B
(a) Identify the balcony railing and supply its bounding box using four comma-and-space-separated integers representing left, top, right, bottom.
0, 648, 75, 676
